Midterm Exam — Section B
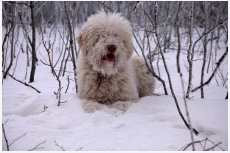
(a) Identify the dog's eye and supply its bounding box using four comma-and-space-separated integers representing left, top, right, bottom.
95, 36, 99, 42
114, 34, 118, 37
98, 34, 105, 39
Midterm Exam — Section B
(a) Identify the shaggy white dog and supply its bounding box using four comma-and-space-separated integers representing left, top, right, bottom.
77, 11, 156, 113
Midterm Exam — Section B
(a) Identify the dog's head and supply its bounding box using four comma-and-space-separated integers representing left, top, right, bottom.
77, 10, 133, 76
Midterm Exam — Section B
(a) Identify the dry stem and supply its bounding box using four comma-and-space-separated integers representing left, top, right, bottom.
192, 47, 228, 92
154, 2, 198, 135
40, 27, 67, 106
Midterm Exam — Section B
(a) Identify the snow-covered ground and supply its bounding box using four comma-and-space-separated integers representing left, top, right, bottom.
2, 27, 228, 151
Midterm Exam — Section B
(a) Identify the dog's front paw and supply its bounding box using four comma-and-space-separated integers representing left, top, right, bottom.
82, 100, 103, 113
110, 101, 132, 112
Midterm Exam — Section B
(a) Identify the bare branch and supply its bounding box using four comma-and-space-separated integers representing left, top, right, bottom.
180, 138, 224, 151
205, 138, 224, 151
2, 22, 14, 67
98, 2, 114, 12
180, 140, 204, 151
179, 73, 195, 150
153, 1, 198, 135
3, 2, 16, 79
40, 59, 51, 67
205, 142, 222, 151
9, 133, 27, 147
65, 75, 70, 93
133, 12, 168, 95
76, 147, 83, 151
64, 2, 78, 93
4, 72, 41, 93
2, 123, 10, 151
54, 140, 65, 151
14, 1, 30, 7
40, 27, 66, 106
191, 47, 228, 92
28, 140, 46, 151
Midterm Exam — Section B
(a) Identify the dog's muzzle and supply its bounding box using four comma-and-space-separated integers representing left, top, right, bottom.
102, 44, 116, 62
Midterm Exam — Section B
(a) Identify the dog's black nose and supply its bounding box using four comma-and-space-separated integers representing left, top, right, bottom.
107, 44, 116, 52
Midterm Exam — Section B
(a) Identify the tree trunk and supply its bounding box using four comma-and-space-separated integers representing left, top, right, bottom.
64, 2, 78, 93
29, 1, 36, 83
176, 2, 181, 73
186, 2, 194, 98
200, 2, 207, 98
3, 2, 16, 79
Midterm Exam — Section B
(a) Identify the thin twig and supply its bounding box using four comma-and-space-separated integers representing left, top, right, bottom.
9, 133, 27, 147
2, 22, 14, 72
28, 140, 46, 151
205, 142, 222, 151
2, 123, 10, 151
179, 73, 195, 150
98, 1, 114, 12
206, 138, 225, 151
54, 140, 65, 151
40, 27, 66, 106
180, 137, 224, 151
180, 140, 204, 151
4, 72, 41, 93
191, 47, 228, 92
76, 147, 83, 151
3, 2, 16, 79
133, 31, 168, 95
64, 2, 78, 93
65, 75, 70, 93
153, 2, 198, 135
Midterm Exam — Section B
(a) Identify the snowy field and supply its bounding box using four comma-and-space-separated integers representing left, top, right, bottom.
2, 26, 228, 151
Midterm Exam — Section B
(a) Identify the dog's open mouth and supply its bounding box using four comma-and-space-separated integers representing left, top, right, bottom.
102, 53, 116, 62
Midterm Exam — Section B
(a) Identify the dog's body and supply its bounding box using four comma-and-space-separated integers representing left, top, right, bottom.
77, 11, 155, 112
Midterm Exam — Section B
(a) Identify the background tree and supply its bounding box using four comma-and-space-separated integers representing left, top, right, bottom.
2, 1, 227, 99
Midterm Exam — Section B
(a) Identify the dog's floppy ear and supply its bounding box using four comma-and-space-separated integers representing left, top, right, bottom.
77, 34, 83, 48
77, 30, 88, 56
124, 40, 133, 60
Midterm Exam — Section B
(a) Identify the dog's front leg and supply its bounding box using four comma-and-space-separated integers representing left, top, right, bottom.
82, 99, 104, 113
109, 101, 132, 112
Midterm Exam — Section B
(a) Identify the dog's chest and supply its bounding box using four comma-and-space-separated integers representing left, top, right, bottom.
84, 73, 135, 104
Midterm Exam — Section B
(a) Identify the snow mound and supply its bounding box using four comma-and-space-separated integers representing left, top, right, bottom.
2, 85, 228, 150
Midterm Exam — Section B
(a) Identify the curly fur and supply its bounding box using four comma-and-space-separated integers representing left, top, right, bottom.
76, 11, 156, 112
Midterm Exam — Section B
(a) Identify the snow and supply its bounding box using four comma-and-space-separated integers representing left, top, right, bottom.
2, 27, 228, 151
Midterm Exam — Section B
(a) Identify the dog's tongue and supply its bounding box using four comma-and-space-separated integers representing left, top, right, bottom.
103, 53, 115, 62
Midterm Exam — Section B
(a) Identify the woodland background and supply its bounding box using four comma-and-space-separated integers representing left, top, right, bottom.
2, 1, 228, 151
